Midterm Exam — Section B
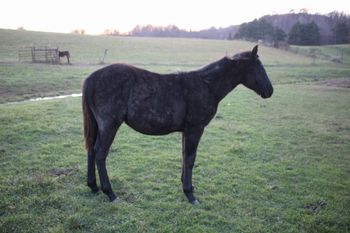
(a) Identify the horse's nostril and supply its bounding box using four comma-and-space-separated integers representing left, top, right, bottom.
266, 88, 273, 98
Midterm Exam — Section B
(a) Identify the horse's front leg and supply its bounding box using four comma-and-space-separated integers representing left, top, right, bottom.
181, 135, 193, 192
182, 125, 204, 205
87, 148, 99, 192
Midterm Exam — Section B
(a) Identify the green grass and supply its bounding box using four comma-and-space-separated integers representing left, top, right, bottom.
1, 86, 349, 233
290, 44, 350, 65
0, 29, 350, 232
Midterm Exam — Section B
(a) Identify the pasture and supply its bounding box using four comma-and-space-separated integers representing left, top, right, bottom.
0, 29, 350, 232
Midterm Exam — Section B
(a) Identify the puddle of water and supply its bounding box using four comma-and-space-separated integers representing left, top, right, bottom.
29, 93, 82, 102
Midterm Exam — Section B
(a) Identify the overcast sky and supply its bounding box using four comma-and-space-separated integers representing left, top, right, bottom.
0, 0, 349, 34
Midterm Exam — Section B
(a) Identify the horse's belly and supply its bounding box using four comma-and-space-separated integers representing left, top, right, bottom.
125, 78, 186, 135
125, 103, 186, 135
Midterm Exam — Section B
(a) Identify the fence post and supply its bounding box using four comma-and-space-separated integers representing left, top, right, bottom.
100, 49, 108, 64
45, 46, 48, 63
31, 47, 35, 62
55, 47, 59, 63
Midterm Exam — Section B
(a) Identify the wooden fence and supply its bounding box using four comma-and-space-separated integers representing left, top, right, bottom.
18, 47, 59, 63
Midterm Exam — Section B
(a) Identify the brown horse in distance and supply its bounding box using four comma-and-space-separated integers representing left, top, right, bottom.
58, 51, 70, 64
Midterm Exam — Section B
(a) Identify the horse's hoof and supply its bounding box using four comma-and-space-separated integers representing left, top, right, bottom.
191, 199, 200, 205
111, 197, 120, 204
91, 187, 99, 193
88, 182, 99, 193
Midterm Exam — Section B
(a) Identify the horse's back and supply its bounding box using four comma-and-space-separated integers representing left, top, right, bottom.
83, 63, 176, 99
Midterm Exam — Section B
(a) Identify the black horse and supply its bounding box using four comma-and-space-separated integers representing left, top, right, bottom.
82, 45, 273, 204
58, 51, 70, 64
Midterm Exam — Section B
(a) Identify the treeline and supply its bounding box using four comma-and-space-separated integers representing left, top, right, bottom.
101, 11, 350, 45
330, 12, 350, 44
233, 19, 323, 45
130, 25, 189, 38
288, 22, 320, 45
260, 11, 350, 45
235, 12, 349, 45
233, 19, 287, 44
127, 24, 238, 40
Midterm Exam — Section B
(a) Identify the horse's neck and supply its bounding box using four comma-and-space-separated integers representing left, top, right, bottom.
199, 58, 240, 102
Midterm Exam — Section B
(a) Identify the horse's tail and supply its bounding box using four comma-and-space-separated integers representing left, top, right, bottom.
82, 79, 97, 151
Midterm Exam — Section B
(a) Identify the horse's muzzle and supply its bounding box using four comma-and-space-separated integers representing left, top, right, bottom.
261, 85, 273, 99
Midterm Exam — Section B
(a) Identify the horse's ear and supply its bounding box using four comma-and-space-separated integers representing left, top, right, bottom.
251, 45, 258, 57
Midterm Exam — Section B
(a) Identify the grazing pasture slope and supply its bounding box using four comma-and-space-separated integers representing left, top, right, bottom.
0, 29, 349, 232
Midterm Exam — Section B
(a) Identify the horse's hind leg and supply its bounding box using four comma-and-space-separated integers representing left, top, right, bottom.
87, 148, 98, 192
95, 122, 121, 202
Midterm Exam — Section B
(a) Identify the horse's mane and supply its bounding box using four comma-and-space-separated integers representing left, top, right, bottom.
199, 50, 253, 73
195, 57, 232, 77
232, 51, 253, 60
176, 50, 253, 82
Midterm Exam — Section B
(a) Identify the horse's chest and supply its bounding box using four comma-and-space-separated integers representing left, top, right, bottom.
186, 94, 218, 126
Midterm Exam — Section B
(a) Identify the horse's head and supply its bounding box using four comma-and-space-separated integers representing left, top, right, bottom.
233, 45, 273, 99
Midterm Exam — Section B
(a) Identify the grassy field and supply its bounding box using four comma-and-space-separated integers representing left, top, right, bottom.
291, 44, 350, 64
1, 28, 350, 103
0, 29, 350, 232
